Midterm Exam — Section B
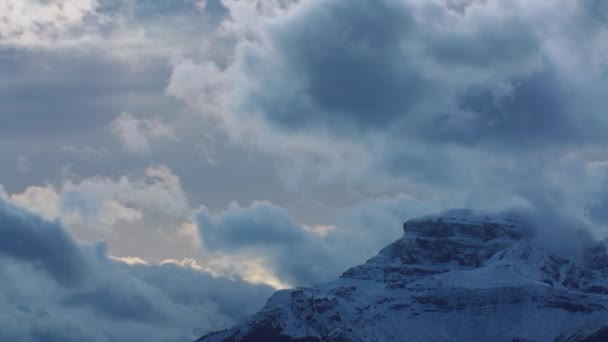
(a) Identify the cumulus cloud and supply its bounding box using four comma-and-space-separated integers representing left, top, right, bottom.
0, 0, 98, 47
197, 201, 339, 286
1, 165, 221, 286
4, 165, 188, 232
0, 198, 273, 341
226, 0, 607, 146
0, 0, 227, 59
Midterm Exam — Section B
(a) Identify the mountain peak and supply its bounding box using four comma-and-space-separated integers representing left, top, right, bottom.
198, 210, 608, 342
340, 209, 534, 283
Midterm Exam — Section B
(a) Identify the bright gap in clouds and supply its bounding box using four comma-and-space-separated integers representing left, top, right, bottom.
3, 0, 608, 340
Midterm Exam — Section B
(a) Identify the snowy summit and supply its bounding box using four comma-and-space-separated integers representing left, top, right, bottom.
198, 210, 608, 341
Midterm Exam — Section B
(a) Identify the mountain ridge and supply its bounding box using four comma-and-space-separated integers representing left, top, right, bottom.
197, 209, 608, 341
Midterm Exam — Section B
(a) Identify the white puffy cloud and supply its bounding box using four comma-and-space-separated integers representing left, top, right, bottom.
9, 185, 62, 220
0, 0, 98, 47
3, 165, 188, 232
0, 0, 229, 65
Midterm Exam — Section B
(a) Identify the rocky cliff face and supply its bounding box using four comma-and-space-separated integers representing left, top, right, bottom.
198, 209, 608, 342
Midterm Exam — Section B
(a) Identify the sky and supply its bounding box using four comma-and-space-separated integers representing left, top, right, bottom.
2, 0, 608, 340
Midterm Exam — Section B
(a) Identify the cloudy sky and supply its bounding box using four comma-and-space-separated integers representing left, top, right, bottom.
2, 0, 608, 340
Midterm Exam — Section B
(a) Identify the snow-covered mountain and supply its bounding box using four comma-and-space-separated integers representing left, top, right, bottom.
197, 209, 608, 341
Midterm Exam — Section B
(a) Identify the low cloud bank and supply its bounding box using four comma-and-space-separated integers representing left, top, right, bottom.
0, 199, 273, 341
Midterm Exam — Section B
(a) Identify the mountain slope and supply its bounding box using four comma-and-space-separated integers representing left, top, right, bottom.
198, 209, 608, 342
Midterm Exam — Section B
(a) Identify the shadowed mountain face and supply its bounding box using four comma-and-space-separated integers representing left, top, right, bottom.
198, 210, 608, 342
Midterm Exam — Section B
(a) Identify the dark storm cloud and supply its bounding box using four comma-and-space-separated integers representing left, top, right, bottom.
0, 199, 273, 341
128, 260, 271, 322
0, 200, 85, 285
423, 8, 538, 68
242, 0, 428, 132
580, 0, 608, 22
197, 202, 341, 285
198, 202, 305, 248
235, 0, 608, 148
449, 69, 588, 146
